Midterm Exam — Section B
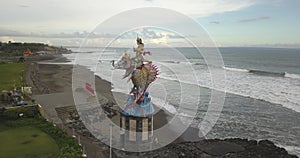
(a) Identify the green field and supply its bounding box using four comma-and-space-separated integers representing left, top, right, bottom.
0, 116, 82, 158
0, 62, 26, 91
0, 126, 59, 158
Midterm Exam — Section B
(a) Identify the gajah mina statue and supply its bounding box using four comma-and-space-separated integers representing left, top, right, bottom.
113, 37, 158, 117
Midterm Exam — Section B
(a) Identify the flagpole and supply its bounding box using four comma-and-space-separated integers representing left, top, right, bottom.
110, 123, 113, 158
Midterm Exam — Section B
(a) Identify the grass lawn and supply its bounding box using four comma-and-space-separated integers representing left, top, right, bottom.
0, 62, 26, 91
0, 117, 82, 158
0, 126, 59, 158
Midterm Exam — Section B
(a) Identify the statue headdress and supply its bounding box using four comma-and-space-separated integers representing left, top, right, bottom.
136, 35, 142, 44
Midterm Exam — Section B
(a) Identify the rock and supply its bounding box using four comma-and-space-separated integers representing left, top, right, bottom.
112, 138, 298, 158
258, 139, 275, 147
196, 141, 245, 156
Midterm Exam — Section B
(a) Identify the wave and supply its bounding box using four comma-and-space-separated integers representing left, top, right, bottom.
152, 97, 196, 125
223, 66, 249, 72
158, 70, 300, 113
285, 72, 300, 79
224, 67, 300, 79
161, 61, 181, 64
152, 97, 178, 115
249, 70, 285, 77
250, 70, 300, 79
277, 144, 300, 157
158, 75, 199, 86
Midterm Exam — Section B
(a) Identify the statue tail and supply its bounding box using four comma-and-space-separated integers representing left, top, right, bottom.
148, 64, 159, 84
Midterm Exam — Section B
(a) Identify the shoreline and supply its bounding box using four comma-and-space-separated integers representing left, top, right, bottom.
27, 53, 299, 157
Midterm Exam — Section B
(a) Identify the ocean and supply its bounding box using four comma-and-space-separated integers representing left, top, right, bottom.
64, 47, 300, 156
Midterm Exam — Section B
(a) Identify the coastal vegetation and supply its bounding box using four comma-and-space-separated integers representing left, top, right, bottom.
0, 42, 68, 56
0, 106, 82, 158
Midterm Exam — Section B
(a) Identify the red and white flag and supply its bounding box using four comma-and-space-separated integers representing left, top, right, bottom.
85, 82, 95, 95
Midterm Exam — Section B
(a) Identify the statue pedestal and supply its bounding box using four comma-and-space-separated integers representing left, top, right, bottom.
119, 113, 153, 149
119, 92, 154, 150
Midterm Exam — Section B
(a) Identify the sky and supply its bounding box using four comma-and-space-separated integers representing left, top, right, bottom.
0, 0, 299, 47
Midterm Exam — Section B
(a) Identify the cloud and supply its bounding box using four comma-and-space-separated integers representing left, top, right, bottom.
238, 16, 271, 23
0, 36, 14, 42
20, 28, 183, 39
0, 29, 116, 39
0, 27, 192, 47
151, 0, 256, 17
0, 28, 176, 39
0, 0, 256, 32
18, 4, 30, 8
0, 29, 26, 37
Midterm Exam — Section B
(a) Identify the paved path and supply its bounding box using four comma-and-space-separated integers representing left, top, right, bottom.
32, 92, 74, 124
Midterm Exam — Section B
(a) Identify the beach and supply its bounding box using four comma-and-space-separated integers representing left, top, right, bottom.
24, 52, 299, 157
64, 47, 300, 155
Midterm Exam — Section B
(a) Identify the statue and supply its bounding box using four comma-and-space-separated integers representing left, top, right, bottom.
114, 37, 158, 116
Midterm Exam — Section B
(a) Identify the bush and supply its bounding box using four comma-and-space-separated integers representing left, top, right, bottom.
3, 106, 39, 119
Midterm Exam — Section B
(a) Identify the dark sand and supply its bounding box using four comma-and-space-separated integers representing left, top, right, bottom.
26, 56, 297, 158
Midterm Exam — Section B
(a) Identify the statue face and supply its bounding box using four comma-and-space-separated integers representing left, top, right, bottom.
114, 53, 131, 69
